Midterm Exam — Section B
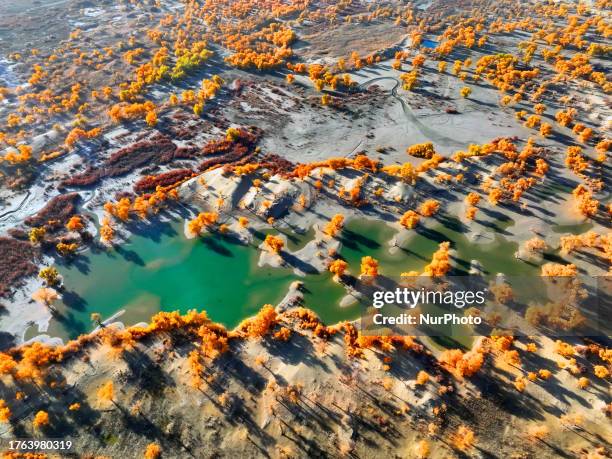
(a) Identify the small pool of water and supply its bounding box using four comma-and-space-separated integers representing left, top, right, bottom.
551, 221, 593, 234
421, 38, 438, 49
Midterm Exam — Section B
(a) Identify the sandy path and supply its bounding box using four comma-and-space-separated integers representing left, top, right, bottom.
0, 190, 31, 220
359, 76, 464, 149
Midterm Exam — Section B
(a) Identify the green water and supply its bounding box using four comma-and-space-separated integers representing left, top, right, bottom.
339, 217, 538, 277
336, 218, 542, 349
41, 221, 349, 340
36, 215, 541, 342
551, 221, 593, 234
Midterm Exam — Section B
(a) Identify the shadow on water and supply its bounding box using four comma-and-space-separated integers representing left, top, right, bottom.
339, 229, 382, 252
61, 289, 88, 311
116, 246, 146, 266
199, 236, 234, 257
429, 334, 469, 350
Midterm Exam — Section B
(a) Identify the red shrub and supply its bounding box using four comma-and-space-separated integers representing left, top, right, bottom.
134, 169, 195, 193
25, 193, 80, 231
61, 134, 198, 188
198, 127, 262, 172
0, 237, 40, 296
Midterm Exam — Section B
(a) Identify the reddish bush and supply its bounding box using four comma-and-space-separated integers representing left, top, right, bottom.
61, 169, 101, 187
25, 193, 80, 231
202, 139, 235, 156
198, 127, 262, 172
258, 154, 295, 177
134, 169, 195, 193
200, 144, 252, 171
0, 237, 40, 296
168, 123, 207, 140
61, 134, 198, 188
6, 228, 29, 241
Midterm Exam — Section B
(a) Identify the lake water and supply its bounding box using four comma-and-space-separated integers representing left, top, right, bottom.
35, 216, 542, 341
40, 221, 351, 340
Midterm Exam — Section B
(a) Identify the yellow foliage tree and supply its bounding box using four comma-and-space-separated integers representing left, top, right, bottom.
264, 234, 284, 253
399, 210, 420, 229
0, 400, 11, 423
360, 256, 379, 277
324, 214, 345, 237
329, 259, 348, 280
419, 200, 440, 217
97, 381, 114, 405
144, 443, 161, 459
460, 87, 472, 98
423, 242, 451, 276
32, 410, 49, 429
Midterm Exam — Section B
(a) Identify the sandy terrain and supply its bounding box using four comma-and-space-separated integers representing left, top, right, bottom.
0, 0, 608, 456
0, 310, 609, 458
